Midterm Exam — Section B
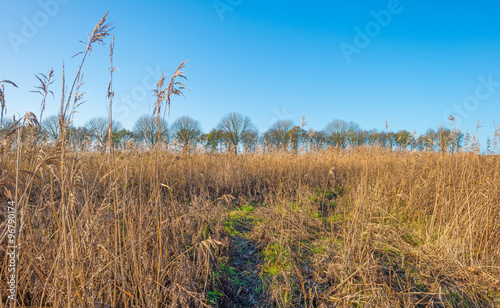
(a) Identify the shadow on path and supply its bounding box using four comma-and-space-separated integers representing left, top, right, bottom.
219, 207, 270, 308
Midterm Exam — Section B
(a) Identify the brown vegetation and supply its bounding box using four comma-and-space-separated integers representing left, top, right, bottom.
1, 146, 500, 307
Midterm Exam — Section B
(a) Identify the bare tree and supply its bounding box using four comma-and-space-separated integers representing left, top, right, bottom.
324, 119, 360, 148
217, 112, 258, 154
41, 115, 61, 142
424, 129, 437, 151
395, 130, 411, 151
133, 114, 168, 149
171, 116, 203, 151
264, 119, 294, 150
307, 129, 326, 151
69, 126, 91, 151
85, 117, 122, 150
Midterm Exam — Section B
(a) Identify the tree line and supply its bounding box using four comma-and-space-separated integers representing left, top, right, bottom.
2, 112, 468, 153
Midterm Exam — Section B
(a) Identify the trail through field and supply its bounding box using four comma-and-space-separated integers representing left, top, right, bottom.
220, 205, 269, 307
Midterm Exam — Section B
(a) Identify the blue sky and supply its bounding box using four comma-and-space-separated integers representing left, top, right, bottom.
1, 0, 500, 143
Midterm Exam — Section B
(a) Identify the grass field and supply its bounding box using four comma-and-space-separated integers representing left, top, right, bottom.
1, 146, 500, 307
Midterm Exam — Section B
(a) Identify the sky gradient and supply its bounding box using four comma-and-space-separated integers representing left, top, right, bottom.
1, 0, 500, 144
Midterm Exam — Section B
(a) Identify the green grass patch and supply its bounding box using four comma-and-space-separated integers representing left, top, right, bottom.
262, 242, 291, 276
223, 204, 258, 236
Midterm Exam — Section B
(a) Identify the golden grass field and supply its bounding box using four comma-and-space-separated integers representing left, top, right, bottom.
1, 145, 500, 307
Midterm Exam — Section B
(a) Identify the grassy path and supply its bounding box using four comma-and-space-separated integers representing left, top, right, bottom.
218, 205, 269, 307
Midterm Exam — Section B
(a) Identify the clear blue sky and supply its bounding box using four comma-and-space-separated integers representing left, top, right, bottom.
1, 0, 500, 143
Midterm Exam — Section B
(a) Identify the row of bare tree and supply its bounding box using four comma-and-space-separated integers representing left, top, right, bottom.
1, 112, 466, 153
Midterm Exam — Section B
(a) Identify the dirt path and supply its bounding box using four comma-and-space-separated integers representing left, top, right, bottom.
220, 206, 269, 307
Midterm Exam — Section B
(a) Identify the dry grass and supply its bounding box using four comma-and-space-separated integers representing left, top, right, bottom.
0, 147, 499, 307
